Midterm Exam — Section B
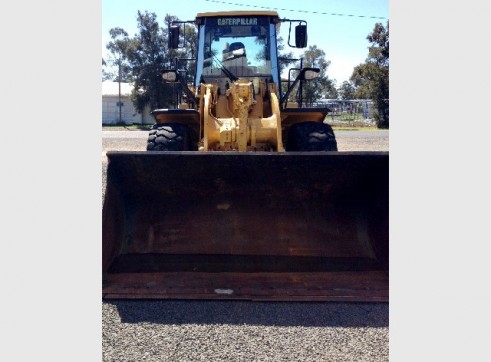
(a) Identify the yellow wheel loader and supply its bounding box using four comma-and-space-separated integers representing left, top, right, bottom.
102, 11, 388, 301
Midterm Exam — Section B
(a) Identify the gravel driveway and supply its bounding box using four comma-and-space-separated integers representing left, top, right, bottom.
102, 129, 389, 362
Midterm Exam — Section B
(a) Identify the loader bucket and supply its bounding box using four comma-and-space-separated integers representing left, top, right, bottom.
102, 151, 388, 302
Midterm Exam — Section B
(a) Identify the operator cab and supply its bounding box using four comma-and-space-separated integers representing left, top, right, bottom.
195, 12, 280, 93
166, 11, 314, 111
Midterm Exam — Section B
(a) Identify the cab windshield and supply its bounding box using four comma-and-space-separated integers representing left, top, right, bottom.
195, 16, 277, 86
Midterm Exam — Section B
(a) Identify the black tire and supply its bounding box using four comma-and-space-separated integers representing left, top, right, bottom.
146, 123, 193, 151
285, 122, 338, 151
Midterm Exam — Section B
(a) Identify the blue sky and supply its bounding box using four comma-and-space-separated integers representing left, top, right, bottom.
102, 0, 388, 86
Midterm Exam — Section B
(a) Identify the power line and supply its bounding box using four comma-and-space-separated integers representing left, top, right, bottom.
204, 0, 387, 20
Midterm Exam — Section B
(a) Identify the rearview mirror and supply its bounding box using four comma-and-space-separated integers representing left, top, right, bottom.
169, 25, 179, 49
295, 24, 307, 48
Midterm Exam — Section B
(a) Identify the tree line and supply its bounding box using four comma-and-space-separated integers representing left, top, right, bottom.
103, 11, 389, 128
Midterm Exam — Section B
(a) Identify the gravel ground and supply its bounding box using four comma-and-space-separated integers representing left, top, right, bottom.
102, 129, 389, 362
103, 301, 388, 362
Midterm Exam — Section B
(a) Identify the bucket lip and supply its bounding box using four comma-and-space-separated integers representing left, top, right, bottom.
102, 270, 389, 302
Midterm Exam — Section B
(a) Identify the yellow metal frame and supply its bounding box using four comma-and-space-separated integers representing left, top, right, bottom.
199, 79, 284, 152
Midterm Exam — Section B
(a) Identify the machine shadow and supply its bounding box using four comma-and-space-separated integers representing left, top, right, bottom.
106, 300, 388, 328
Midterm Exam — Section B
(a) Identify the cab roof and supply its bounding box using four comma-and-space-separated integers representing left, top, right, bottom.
196, 10, 279, 19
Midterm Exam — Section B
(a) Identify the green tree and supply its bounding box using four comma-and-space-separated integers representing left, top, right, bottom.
277, 36, 295, 74
350, 21, 389, 128
128, 11, 174, 112
102, 58, 113, 81
338, 81, 356, 100
104, 28, 133, 82
324, 81, 338, 100
105, 11, 197, 114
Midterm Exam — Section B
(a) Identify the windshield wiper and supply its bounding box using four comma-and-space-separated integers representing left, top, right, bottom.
213, 54, 238, 82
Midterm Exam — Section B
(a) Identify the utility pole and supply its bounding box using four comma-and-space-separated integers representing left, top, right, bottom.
118, 60, 122, 124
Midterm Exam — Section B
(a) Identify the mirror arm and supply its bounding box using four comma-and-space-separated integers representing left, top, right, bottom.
178, 73, 197, 105
279, 18, 308, 48
280, 68, 320, 107
280, 71, 303, 107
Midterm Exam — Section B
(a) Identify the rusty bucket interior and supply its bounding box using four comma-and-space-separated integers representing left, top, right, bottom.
102, 151, 389, 302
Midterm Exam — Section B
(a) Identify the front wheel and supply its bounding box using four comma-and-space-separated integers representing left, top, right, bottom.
146, 123, 193, 151
285, 122, 338, 151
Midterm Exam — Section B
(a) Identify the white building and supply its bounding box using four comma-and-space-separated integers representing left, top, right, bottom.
101, 81, 152, 125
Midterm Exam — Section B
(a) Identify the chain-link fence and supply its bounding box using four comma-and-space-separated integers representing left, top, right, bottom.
312, 99, 379, 126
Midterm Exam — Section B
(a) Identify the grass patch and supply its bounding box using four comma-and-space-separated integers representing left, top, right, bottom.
327, 120, 379, 131
102, 124, 153, 131
331, 126, 379, 131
